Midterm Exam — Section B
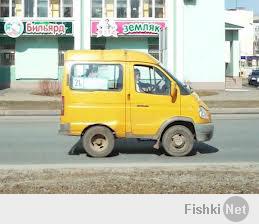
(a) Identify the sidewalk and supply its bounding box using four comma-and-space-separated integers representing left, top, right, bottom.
0, 88, 259, 115
0, 88, 60, 101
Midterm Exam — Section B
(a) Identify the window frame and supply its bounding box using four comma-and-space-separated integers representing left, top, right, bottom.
62, 0, 72, 17
90, 0, 166, 18
0, 0, 10, 17
92, 0, 103, 18
0, 41, 15, 66
116, 0, 127, 18
8, 0, 73, 17
50, 0, 61, 17
143, 0, 152, 18
105, 0, 114, 17
155, 0, 165, 18
37, 0, 48, 17
134, 64, 171, 96
12, 0, 23, 17
130, 0, 140, 18
69, 63, 124, 92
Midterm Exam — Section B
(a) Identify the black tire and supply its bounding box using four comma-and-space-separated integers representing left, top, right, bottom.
162, 125, 194, 157
82, 126, 115, 158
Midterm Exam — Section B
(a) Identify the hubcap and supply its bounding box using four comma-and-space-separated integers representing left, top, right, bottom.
91, 134, 108, 152
171, 134, 185, 149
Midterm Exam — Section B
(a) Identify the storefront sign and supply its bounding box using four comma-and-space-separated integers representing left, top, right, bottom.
0, 21, 73, 37
91, 19, 166, 37
4, 19, 24, 38
26, 22, 66, 35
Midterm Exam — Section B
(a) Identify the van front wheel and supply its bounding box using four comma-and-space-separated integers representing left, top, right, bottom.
82, 126, 115, 158
162, 125, 194, 157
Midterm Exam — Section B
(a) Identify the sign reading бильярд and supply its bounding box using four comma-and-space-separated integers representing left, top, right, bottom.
0, 20, 73, 38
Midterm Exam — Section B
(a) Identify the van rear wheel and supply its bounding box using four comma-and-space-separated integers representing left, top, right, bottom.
162, 125, 194, 157
82, 126, 115, 158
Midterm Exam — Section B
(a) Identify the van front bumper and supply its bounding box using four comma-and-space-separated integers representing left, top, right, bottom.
195, 123, 214, 142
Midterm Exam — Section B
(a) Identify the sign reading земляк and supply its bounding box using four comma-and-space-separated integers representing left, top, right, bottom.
1, 20, 73, 38
184, 196, 249, 222
91, 19, 166, 37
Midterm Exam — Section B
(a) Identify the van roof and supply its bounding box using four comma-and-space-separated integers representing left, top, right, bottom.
64, 50, 159, 64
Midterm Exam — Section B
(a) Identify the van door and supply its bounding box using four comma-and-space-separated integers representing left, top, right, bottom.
129, 63, 181, 136
66, 63, 126, 137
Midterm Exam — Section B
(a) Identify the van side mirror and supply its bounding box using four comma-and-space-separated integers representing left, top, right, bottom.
171, 82, 177, 97
171, 82, 177, 100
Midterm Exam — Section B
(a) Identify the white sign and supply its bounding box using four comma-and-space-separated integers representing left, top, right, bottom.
4, 19, 24, 38
96, 19, 118, 37
72, 77, 108, 90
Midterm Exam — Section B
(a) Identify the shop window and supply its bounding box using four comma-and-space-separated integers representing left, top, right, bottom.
117, 0, 127, 18
50, 0, 60, 17
58, 37, 74, 66
63, 0, 72, 17
37, 0, 48, 17
0, 43, 15, 66
92, 0, 102, 18
105, 0, 114, 17
155, 0, 165, 18
247, 60, 253, 67
91, 37, 106, 50
0, 0, 9, 17
24, 0, 34, 17
12, 0, 22, 16
130, 0, 140, 18
143, 0, 152, 17
148, 37, 159, 60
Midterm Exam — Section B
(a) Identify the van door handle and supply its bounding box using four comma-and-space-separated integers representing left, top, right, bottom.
137, 105, 149, 108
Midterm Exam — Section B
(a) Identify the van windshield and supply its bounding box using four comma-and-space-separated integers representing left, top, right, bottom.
159, 64, 192, 95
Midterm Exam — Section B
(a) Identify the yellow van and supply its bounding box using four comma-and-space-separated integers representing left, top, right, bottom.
59, 50, 214, 157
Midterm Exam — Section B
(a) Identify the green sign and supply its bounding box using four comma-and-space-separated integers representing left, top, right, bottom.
0, 21, 73, 37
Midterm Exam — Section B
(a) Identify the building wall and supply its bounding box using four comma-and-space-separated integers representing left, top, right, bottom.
225, 9, 254, 57
225, 30, 240, 77
105, 37, 149, 52
183, 0, 225, 89
254, 22, 259, 55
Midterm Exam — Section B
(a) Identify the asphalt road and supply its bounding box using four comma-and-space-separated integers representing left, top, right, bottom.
0, 115, 258, 166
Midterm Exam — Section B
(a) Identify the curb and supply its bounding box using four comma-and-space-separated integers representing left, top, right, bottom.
0, 110, 60, 116
210, 108, 259, 114
0, 108, 259, 116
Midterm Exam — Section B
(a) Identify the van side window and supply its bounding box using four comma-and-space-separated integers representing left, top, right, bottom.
70, 64, 123, 91
134, 65, 170, 95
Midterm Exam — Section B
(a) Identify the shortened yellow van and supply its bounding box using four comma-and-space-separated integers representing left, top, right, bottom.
59, 50, 214, 157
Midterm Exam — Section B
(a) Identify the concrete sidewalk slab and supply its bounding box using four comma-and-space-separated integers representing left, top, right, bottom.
200, 88, 259, 101
0, 89, 60, 101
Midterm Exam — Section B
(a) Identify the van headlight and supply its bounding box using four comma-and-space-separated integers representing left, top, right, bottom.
199, 106, 209, 120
